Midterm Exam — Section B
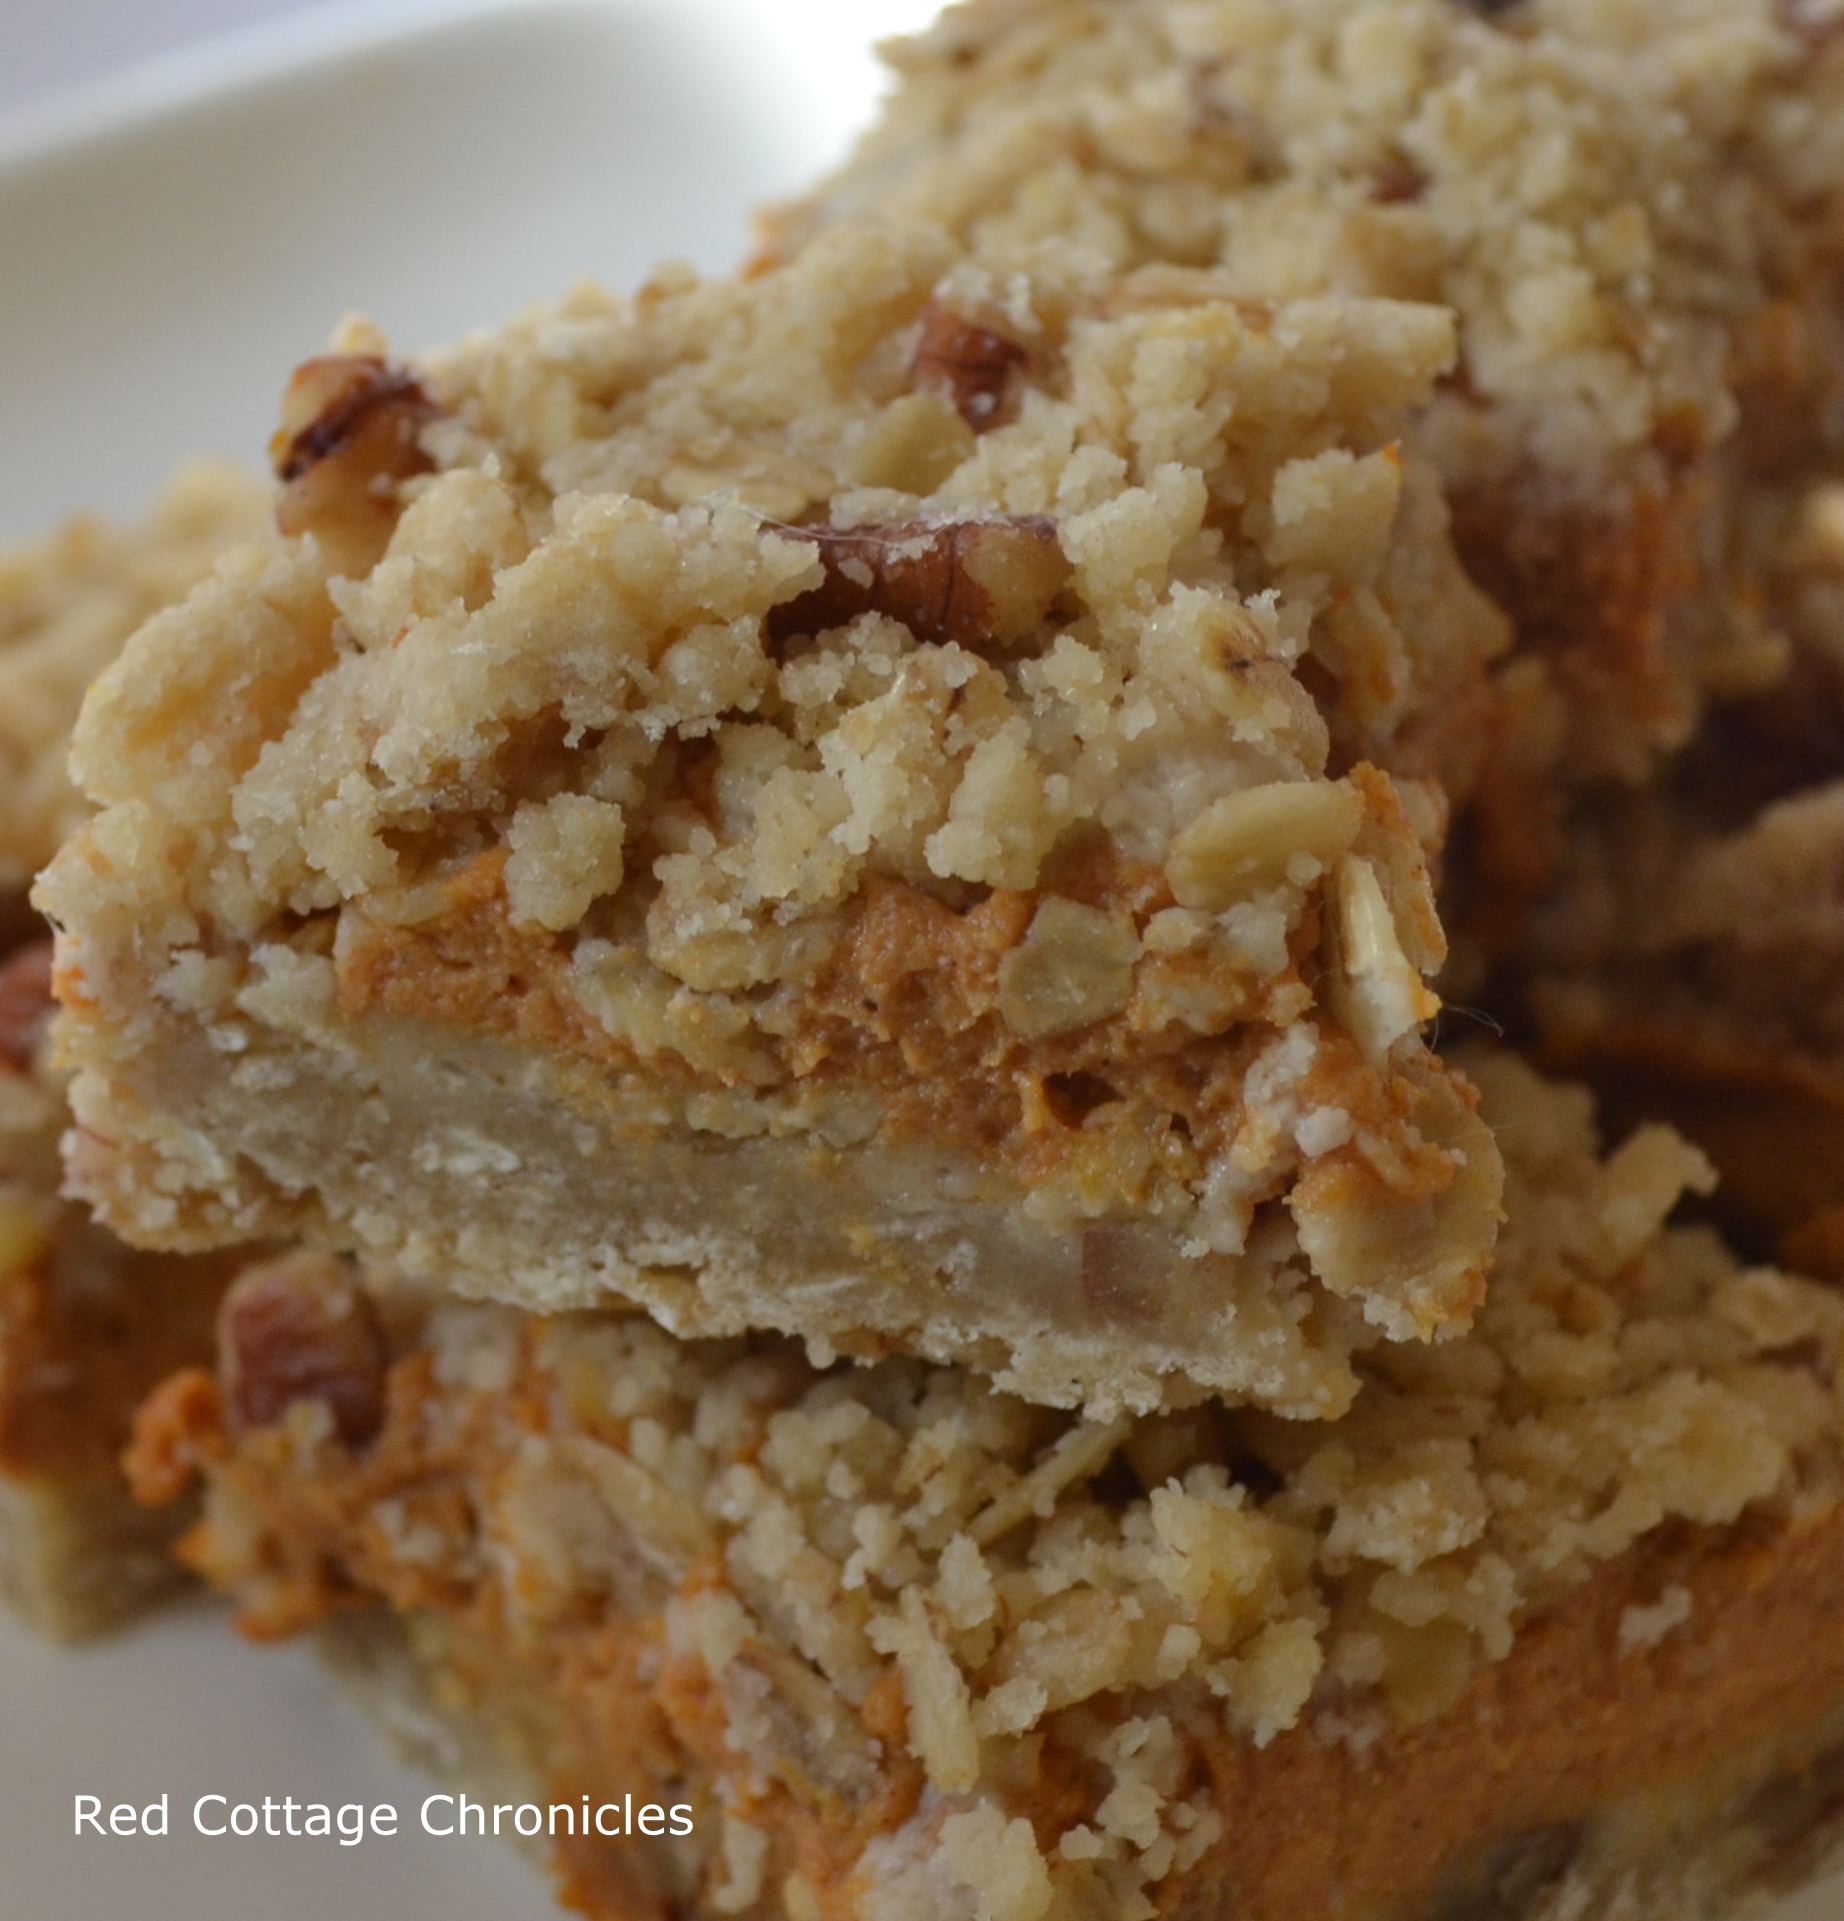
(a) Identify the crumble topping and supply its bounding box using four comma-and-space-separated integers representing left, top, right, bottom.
0, 462, 270, 892
801, 0, 1838, 487
767, 0, 1844, 972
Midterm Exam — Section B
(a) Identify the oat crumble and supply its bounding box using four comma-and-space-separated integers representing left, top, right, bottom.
774, 0, 1844, 945
0, 462, 270, 893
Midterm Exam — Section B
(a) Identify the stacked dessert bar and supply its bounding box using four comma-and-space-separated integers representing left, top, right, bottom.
14, 1, 1844, 1917
0, 465, 268, 1635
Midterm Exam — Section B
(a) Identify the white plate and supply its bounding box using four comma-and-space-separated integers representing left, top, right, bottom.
3, 3, 1843, 1917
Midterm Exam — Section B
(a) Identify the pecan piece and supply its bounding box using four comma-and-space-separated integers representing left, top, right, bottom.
911, 302, 1029, 431
218, 1252, 387, 1450
0, 941, 53, 1073
269, 353, 439, 578
1370, 155, 1427, 204
766, 515, 1068, 652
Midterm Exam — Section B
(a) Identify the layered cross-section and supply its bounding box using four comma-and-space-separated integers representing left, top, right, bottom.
1515, 473, 1844, 1260
41, 221, 1511, 1418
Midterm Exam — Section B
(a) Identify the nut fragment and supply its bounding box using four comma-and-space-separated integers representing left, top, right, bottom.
1370, 156, 1426, 204
1165, 780, 1363, 911
1079, 1225, 1159, 1324
998, 896, 1140, 1040
1325, 854, 1440, 1064
910, 301, 1029, 431
766, 515, 1068, 652
218, 1251, 387, 1450
270, 353, 439, 578
0, 941, 53, 1072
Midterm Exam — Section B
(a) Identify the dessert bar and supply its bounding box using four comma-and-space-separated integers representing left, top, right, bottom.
132, 1053, 1844, 1919
774, 0, 1844, 955
43, 230, 1511, 1418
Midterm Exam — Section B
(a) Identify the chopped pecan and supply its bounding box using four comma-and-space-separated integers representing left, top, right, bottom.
269, 353, 439, 577
1370, 155, 1427, 204
766, 515, 1068, 651
910, 302, 1029, 431
218, 1252, 387, 1450
0, 941, 53, 1073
